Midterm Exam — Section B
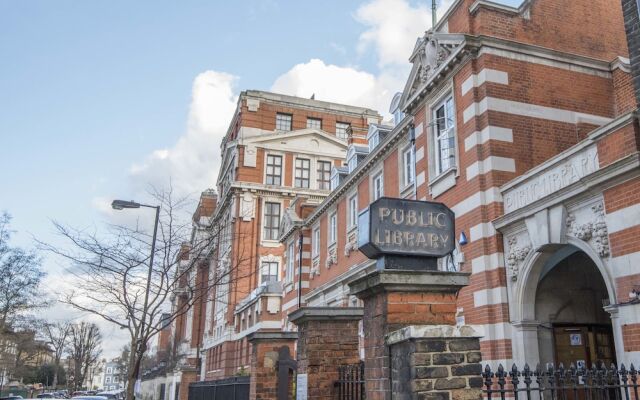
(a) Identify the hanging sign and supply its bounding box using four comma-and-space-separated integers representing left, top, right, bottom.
358, 197, 455, 260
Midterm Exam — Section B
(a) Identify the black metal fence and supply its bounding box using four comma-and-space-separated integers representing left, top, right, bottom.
335, 362, 365, 400
188, 376, 249, 400
482, 363, 640, 399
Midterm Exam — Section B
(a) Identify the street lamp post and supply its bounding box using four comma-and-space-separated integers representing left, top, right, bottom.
111, 200, 160, 382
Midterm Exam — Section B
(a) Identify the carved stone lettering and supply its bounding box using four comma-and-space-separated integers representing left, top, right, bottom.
504, 146, 599, 213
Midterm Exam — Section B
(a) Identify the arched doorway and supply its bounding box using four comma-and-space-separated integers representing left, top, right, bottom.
534, 247, 616, 368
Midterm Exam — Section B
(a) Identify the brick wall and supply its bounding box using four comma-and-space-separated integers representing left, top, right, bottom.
622, 0, 640, 105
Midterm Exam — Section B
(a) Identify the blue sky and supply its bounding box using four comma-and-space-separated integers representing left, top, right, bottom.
0, 0, 523, 355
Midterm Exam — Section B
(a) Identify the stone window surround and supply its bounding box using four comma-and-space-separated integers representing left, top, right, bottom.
400, 142, 415, 191
371, 165, 384, 201
260, 197, 283, 246
264, 151, 285, 186
427, 82, 460, 198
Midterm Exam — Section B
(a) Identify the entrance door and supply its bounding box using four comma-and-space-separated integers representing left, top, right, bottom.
553, 324, 616, 369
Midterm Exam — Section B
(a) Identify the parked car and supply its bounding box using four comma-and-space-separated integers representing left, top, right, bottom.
36, 395, 55, 399
95, 391, 123, 400
1, 396, 23, 400
71, 396, 107, 400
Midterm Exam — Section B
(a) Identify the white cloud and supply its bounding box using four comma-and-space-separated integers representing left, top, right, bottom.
271, 58, 399, 113
355, 0, 431, 67
128, 71, 238, 197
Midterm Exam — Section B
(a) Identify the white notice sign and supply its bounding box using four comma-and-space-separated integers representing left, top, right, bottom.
296, 373, 308, 400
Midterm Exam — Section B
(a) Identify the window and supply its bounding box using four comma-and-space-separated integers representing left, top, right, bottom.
368, 132, 380, 152
306, 117, 322, 130
434, 96, 456, 174
317, 161, 332, 190
336, 122, 350, 140
286, 243, 294, 282
276, 113, 292, 132
260, 261, 279, 284
348, 195, 358, 228
347, 155, 358, 173
331, 174, 340, 190
107, 367, 112, 374
295, 158, 310, 188
403, 146, 414, 187
313, 228, 320, 257
329, 213, 337, 244
263, 202, 281, 240
373, 173, 384, 200
113, 376, 118, 383
106, 377, 111, 384
266, 155, 282, 185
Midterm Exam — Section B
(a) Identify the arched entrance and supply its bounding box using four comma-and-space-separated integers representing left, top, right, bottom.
510, 240, 619, 368
534, 247, 616, 368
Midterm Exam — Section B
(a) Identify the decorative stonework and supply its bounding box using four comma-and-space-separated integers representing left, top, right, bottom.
326, 246, 337, 269
506, 236, 531, 281
310, 258, 320, 279
344, 229, 358, 256
566, 202, 610, 257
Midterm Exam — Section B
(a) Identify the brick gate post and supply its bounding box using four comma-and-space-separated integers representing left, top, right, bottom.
288, 307, 364, 400
349, 270, 475, 400
247, 332, 298, 400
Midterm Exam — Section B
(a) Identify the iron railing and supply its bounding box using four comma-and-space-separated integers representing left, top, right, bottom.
482, 363, 639, 399
335, 362, 365, 400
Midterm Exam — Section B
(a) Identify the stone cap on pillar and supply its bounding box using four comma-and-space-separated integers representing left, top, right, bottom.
288, 306, 364, 325
246, 331, 298, 343
386, 325, 482, 346
348, 269, 470, 299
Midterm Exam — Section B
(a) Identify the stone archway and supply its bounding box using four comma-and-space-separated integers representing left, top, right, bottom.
509, 239, 619, 367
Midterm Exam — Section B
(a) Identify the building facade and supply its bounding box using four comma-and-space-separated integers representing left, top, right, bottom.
281, 0, 639, 373
102, 360, 124, 391
153, 0, 640, 396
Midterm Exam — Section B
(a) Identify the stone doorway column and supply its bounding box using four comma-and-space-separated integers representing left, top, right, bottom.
349, 269, 478, 400
288, 307, 364, 400
511, 320, 541, 368
247, 332, 297, 400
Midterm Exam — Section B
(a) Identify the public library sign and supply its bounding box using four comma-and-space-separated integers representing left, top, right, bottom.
503, 145, 599, 214
358, 197, 455, 270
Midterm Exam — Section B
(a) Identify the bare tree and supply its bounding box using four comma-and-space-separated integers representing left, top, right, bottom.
0, 212, 46, 387
44, 322, 70, 388
40, 187, 250, 400
0, 212, 46, 332
67, 322, 102, 392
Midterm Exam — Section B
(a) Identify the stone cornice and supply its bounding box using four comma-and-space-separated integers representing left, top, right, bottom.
288, 307, 364, 325
349, 270, 471, 299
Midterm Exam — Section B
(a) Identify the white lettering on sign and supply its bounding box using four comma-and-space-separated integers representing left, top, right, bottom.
504, 146, 599, 213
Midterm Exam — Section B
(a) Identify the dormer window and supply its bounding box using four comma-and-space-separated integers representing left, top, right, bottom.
346, 145, 369, 174
389, 92, 404, 126
366, 124, 391, 152
330, 166, 349, 190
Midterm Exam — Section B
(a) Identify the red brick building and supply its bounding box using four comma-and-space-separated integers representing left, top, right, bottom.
152, 0, 640, 397
281, 0, 639, 374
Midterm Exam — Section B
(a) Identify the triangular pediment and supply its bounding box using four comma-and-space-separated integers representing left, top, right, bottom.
246, 128, 348, 157
399, 33, 465, 112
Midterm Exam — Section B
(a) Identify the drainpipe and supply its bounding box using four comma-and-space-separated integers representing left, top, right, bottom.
297, 233, 304, 309
410, 124, 417, 199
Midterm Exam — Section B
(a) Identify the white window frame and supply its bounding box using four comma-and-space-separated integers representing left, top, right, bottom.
276, 113, 292, 132
348, 194, 358, 228
336, 122, 350, 140
265, 154, 283, 186
329, 212, 337, 245
262, 201, 281, 242
312, 227, 320, 258
306, 117, 322, 130
294, 157, 311, 188
368, 132, 380, 152
402, 145, 414, 187
316, 160, 332, 190
260, 261, 279, 285
432, 94, 456, 175
373, 173, 384, 200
